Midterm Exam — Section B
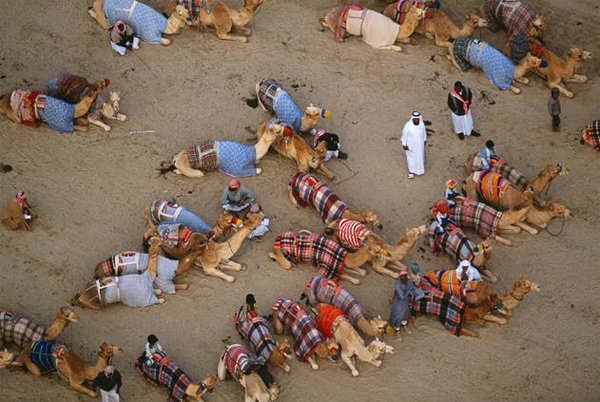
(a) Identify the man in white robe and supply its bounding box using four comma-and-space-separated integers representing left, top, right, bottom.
448, 81, 480, 140
401, 111, 427, 179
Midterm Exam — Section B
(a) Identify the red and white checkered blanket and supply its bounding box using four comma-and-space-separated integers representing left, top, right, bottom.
272, 299, 324, 361
412, 288, 465, 336
306, 276, 365, 325
234, 312, 276, 362
135, 351, 193, 402
583, 120, 600, 150
335, 218, 372, 252
428, 221, 479, 265
289, 172, 348, 224
186, 140, 218, 171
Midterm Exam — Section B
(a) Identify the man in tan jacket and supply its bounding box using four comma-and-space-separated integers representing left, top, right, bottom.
2, 191, 37, 230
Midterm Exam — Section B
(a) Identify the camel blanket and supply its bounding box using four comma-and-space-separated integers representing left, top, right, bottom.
412, 288, 465, 336
583, 120, 600, 151
450, 198, 502, 239
29, 341, 65, 372
336, 218, 372, 252
471, 155, 530, 190
306, 276, 365, 324
135, 351, 193, 402
428, 221, 479, 265
222, 344, 256, 381
474, 170, 509, 206
9, 89, 39, 127
234, 315, 276, 362
422, 269, 477, 298
0, 311, 46, 349
47, 72, 91, 103
273, 299, 324, 361
156, 224, 193, 249
102, 274, 159, 307
390, 0, 437, 24
100, 252, 178, 294
467, 39, 515, 90
186, 140, 218, 171
257, 79, 303, 133
35, 95, 75, 133
289, 172, 348, 224
346, 8, 400, 50
315, 304, 348, 339
274, 230, 347, 282
104, 0, 167, 44
216, 141, 257, 177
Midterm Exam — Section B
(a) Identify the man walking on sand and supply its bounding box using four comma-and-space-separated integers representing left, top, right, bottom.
401, 111, 427, 179
548, 87, 561, 132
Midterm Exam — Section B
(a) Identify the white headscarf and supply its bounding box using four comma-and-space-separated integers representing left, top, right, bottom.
409, 111, 424, 128
457, 260, 481, 282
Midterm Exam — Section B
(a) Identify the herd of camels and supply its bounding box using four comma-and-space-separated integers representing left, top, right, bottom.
0, 0, 590, 401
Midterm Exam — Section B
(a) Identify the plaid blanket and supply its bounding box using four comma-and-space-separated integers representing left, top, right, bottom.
421, 269, 477, 298
222, 344, 255, 380
391, 0, 437, 24
235, 315, 276, 361
10, 90, 40, 127
315, 304, 348, 338
104, 0, 167, 44
428, 222, 478, 264
467, 39, 515, 90
274, 230, 347, 282
336, 218, 371, 252
452, 37, 473, 72
30, 341, 65, 372
273, 299, 324, 361
475, 170, 509, 206
177, 0, 203, 17
216, 141, 258, 177
0, 311, 47, 349
306, 276, 365, 324
289, 172, 348, 224
412, 288, 465, 336
450, 198, 501, 239
494, 159, 530, 190
36, 95, 75, 133
47, 73, 91, 104
257, 79, 303, 133
135, 351, 192, 402
482, 0, 538, 62
583, 120, 600, 150
186, 140, 218, 171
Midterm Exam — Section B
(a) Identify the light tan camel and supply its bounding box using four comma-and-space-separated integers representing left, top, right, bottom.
194, 213, 263, 283
87, 91, 127, 132
18, 341, 122, 397
525, 201, 572, 229
167, 0, 264, 43
371, 225, 426, 279
256, 121, 335, 180
415, 11, 488, 48
89, 1, 189, 46
463, 292, 508, 329
497, 278, 540, 315
382, 5, 426, 44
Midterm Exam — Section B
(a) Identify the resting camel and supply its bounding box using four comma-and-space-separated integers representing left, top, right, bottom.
269, 229, 388, 285
167, 0, 265, 43
0, 87, 100, 133
0, 351, 14, 368
412, 11, 488, 48
314, 303, 394, 377
463, 292, 508, 328
303, 275, 387, 337
0, 306, 79, 350
194, 213, 263, 283
497, 278, 540, 315
370, 225, 426, 279
18, 341, 122, 397
89, 0, 189, 46
256, 120, 335, 180
525, 201, 572, 230
218, 343, 280, 402
288, 172, 382, 231
159, 121, 284, 178
529, 42, 592, 98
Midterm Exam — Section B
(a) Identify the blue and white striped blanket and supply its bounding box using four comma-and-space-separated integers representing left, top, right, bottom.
467, 39, 515, 90
37, 96, 75, 133
216, 141, 257, 177
104, 0, 167, 44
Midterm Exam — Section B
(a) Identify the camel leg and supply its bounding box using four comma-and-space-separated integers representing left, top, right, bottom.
273, 316, 284, 335
88, 118, 111, 132
73, 123, 89, 132
160, 37, 172, 46
514, 76, 529, 85
516, 222, 538, 235
387, 261, 409, 271
345, 266, 367, 277
549, 83, 574, 98
341, 353, 359, 377
306, 356, 319, 370
218, 260, 243, 271
498, 225, 522, 234
493, 235, 512, 246
340, 274, 361, 285
269, 249, 292, 270
277, 362, 291, 373
239, 26, 252, 36
216, 27, 248, 43
174, 152, 205, 178
203, 266, 235, 283
483, 313, 507, 325
434, 37, 452, 48
287, 185, 300, 208
565, 74, 587, 84
20, 353, 42, 377
509, 84, 522, 94
371, 262, 400, 279
0, 94, 23, 123
446, 46, 463, 72
317, 163, 336, 180
461, 327, 480, 338
108, 113, 127, 122
89, 0, 109, 29
255, 167, 262, 175
174, 283, 189, 290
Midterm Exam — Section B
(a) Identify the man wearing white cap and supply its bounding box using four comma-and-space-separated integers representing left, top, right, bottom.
401, 111, 427, 179
92, 365, 122, 402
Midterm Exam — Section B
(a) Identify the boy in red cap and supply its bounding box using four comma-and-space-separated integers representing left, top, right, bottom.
221, 179, 257, 217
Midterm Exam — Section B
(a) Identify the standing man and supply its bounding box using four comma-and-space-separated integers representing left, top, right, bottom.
448, 81, 480, 140
548, 87, 561, 132
401, 111, 427, 179
92, 366, 122, 402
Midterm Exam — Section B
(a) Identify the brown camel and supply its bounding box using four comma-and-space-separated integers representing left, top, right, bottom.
464, 292, 508, 328
371, 225, 426, 279
194, 213, 263, 283
525, 201, 572, 230
497, 278, 540, 315
414, 11, 488, 48
18, 341, 122, 397
256, 121, 335, 180
167, 0, 264, 43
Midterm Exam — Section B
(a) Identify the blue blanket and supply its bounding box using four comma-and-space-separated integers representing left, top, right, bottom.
38, 96, 75, 133
467, 40, 515, 90
216, 141, 257, 177
104, 0, 167, 44
273, 91, 303, 133
30, 341, 59, 372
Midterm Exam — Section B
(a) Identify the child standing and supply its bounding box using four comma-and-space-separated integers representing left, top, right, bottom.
548, 88, 561, 132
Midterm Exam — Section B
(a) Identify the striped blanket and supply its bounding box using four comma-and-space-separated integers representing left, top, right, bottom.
35, 95, 75, 133
186, 140, 218, 171
390, 0, 437, 24
222, 344, 255, 380
474, 170, 509, 206
582, 120, 600, 150
234, 314, 276, 362
421, 269, 477, 298
29, 341, 65, 372
306, 276, 365, 325
289, 172, 348, 224
412, 288, 465, 336
10, 89, 39, 127
98, 251, 146, 277
274, 230, 347, 282
216, 141, 258, 177
135, 351, 193, 402
428, 221, 479, 265
450, 198, 501, 239
315, 304, 348, 338
0, 311, 46, 349
470, 155, 530, 190
257, 79, 303, 133
104, 0, 167, 44
336, 218, 372, 252
467, 39, 515, 90
272, 299, 324, 361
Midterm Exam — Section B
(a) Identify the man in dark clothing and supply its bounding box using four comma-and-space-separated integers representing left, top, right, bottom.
448, 81, 480, 140
92, 365, 122, 402
548, 87, 561, 132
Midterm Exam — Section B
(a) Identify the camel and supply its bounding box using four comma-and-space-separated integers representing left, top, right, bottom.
167, 0, 265, 43
447, 37, 542, 94
497, 278, 540, 315
288, 172, 382, 231
218, 344, 280, 402
371, 225, 426, 279
314, 304, 394, 377
463, 292, 508, 328
256, 121, 335, 180
0, 350, 14, 369
0, 87, 100, 133
413, 11, 488, 48
18, 341, 122, 397
525, 201, 572, 230
159, 121, 284, 178
194, 213, 263, 283
321, 4, 424, 52
89, 0, 189, 46
85, 91, 127, 132
269, 230, 389, 285
528, 42, 592, 98
0, 306, 79, 350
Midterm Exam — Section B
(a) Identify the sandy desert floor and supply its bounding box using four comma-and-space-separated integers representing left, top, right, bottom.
1, 0, 599, 401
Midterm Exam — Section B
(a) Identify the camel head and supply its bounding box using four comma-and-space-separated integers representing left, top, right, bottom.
360, 209, 383, 230
0, 350, 14, 369
304, 104, 330, 124
512, 278, 541, 298
408, 5, 425, 21
148, 236, 163, 249
368, 315, 387, 336
241, 371, 277, 402
264, 120, 287, 143
521, 52, 543, 69
474, 238, 495, 263
58, 306, 79, 323
244, 0, 265, 14
466, 12, 488, 29
244, 213, 264, 230
404, 225, 427, 242
172, 4, 190, 22
320, 15, 334, 32
568, 47, 592, 62
367, 338, 394, 360
547, 201, 573, 219
313, 342, 330, 359
465, 280, 491, 306
365, 243, 391, 259
538, 164, 564, 181
217, 211, 235, 230
98, 342, 123, 363
275, 339, 293, 360
529, 15, 546, 39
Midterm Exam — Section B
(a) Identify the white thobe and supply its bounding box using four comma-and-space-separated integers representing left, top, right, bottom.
401, 118, 427, 175
100, 388, 120, 402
